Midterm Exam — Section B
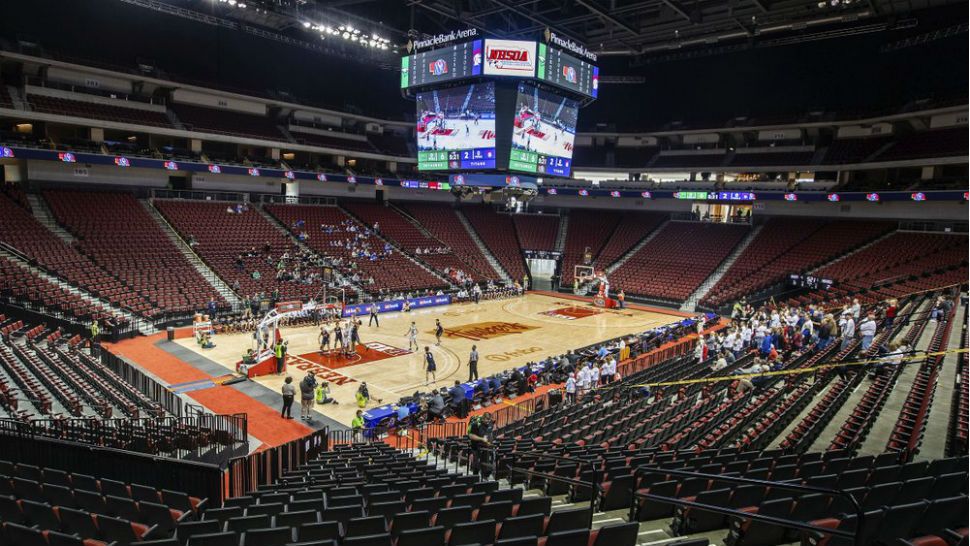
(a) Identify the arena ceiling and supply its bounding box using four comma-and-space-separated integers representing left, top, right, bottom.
175, 0, 964, 59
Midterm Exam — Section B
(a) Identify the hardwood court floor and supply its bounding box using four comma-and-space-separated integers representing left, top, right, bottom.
175, 292, 686, 425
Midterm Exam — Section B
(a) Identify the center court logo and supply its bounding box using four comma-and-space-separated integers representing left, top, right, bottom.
433, 321, 538, 341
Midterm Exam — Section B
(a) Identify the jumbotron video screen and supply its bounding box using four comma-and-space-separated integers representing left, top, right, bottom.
415, 81, 497, 171
509, 82, 578, 177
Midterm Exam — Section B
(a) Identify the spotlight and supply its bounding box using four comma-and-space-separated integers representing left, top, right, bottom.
303, 21, 311, 28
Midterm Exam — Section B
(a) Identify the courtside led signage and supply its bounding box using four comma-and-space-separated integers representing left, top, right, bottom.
866, 193, 880, 202
641, 191, 652, 199
784, 193, 798, 201
248, 168, 260, 177
58, 152, 77, 163
317, 173, 327, 182
114, 156, 130, 167
164, 161, 179, 171
0, 146, 14, 158
208, 164, 222, 174
911, 192, 926, 201
547, 188, 558, 195
827, 193, 840, 202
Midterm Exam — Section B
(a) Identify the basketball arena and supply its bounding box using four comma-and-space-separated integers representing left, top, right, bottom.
0, 2, 966, 546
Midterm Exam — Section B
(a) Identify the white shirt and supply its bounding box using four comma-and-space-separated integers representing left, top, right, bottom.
565, 377, 576, 393
842, 317, 856, 338
591, 367, 600, 384
858, 318, 877, 337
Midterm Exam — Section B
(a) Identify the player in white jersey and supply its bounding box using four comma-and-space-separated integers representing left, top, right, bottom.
406, 321, 419, 351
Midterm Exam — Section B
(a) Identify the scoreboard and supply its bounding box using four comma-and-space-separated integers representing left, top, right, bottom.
403, 34, 598, 178
537, 43, 598, 99
401, 40, 482, 89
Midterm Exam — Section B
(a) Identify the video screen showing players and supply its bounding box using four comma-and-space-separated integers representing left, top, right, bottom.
415, 81, 497, 171
509, 82, 578, 177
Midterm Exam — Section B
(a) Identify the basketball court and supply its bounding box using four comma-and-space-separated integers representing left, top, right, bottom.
173, 292, 689, 426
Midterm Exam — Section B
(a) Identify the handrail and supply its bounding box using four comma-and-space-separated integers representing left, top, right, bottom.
631, 466, 865, 546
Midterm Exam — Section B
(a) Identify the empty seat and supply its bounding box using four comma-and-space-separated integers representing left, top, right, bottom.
242, 527, 294, 546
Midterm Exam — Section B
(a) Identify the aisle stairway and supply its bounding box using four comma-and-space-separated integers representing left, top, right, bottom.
26, 193, 75, 244
142, 199, 243, 309
0, 247, 155, 335
456, 209, 512, 283
606, 220, 669, 274
681, 224, 763, 312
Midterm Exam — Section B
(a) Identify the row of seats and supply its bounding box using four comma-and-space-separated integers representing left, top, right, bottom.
264, 203, 446, 292
512, 215, 559, 252
43, 190, 228, 318
340, 201, 487, 282
397, 203, 501, 282
26, 94, 173, 128
0, 191, 157, 317
0, 458, 204, 546
701, 219, 894, 308
153, 200, 322, 301
611, 222, 749, 302
0, 256, 126, 326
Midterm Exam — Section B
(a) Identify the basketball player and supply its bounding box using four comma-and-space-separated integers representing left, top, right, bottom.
406, 321, 418, 351
424, 346, 437, 385
434, 319, 444, 346
334, 321, 344, 354
318, 324, 330, 354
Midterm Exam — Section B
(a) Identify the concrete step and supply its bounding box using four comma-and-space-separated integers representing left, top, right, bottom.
607, 220, 669, 274
681, 224, 762, 311
142, 199, 243, 308
26, 193, 75, 244
456, 209, 510, 282
917, 301, 967, 460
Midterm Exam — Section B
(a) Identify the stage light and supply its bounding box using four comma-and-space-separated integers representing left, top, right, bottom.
302, 21, 311, 28
227, 0, 236, 5
342, 32, 350, 39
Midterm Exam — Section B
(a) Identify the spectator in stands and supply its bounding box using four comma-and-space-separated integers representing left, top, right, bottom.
884, 298, 898, 326
299, 371, 316, 420
818, 314, 835, 349
565, 372, 577, 404
858, 313, 878, 350
281, 376, 295, 419
849, 298, 862, 320
840, 312, 856, 350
